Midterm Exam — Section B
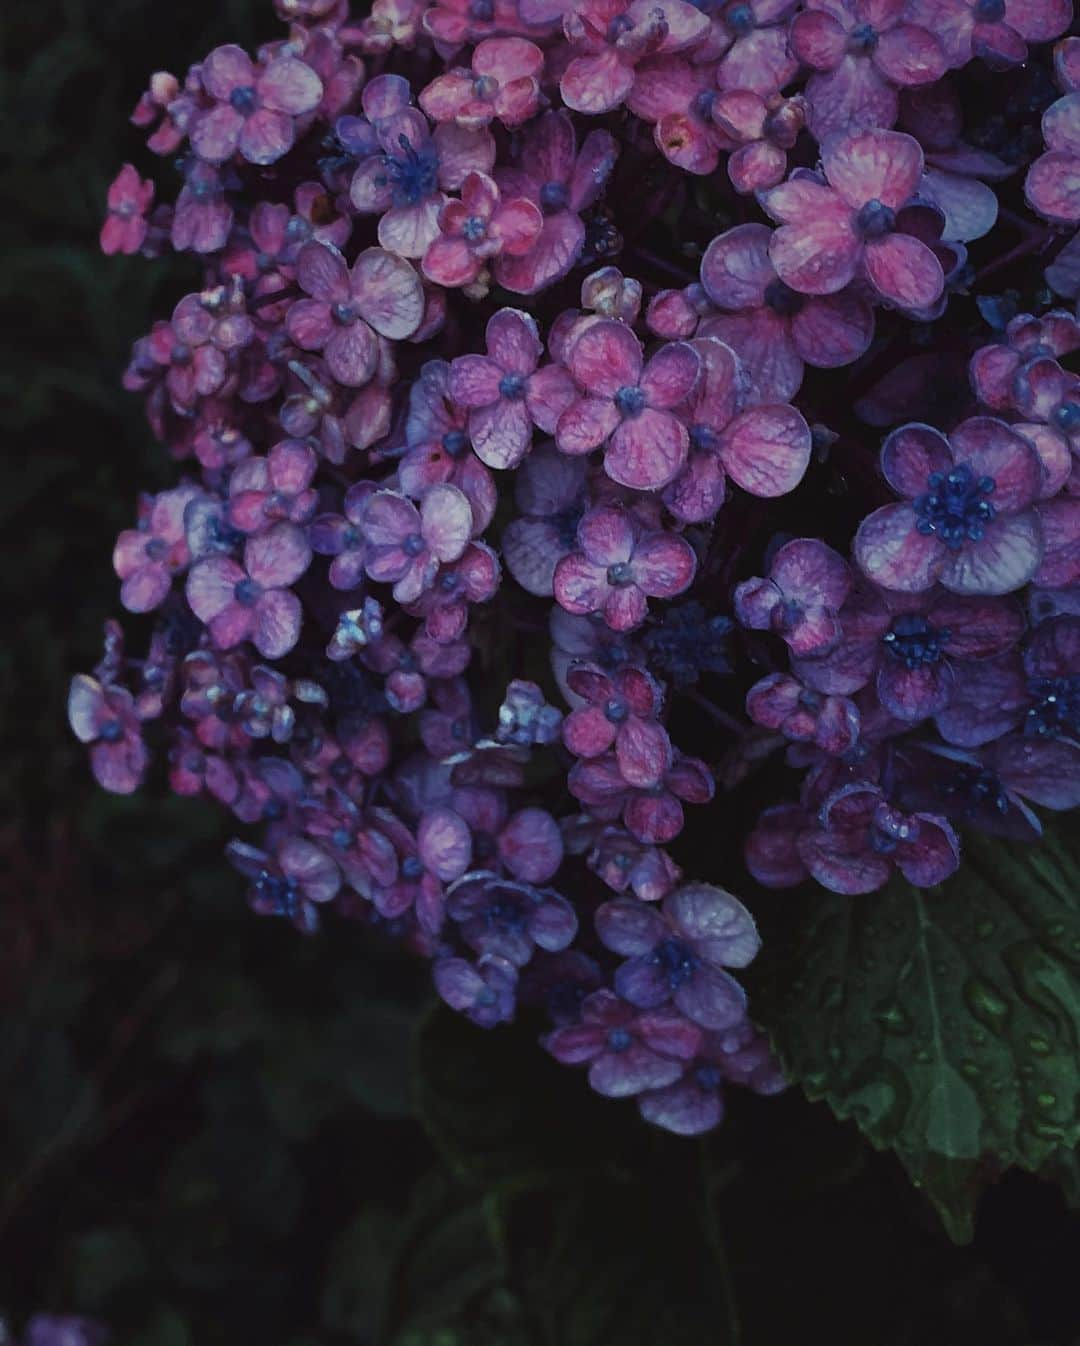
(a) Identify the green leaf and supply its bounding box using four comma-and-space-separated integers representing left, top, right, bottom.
322, 1206, 401, 1341
761, 823, 1080, 1241
65, 1226, 148, 1309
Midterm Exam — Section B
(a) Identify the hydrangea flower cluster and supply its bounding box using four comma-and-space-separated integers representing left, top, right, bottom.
76, 0, 1080, 1137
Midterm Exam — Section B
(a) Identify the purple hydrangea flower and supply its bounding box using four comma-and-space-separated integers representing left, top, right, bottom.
287, 241, 425, 386
449, 308, 574, 470
226, 834, 341, 933
553, 505, 697, 632
185, 521, 311, 658
545, 987, 702, 1096
446, 869, 578, 966
67, 675, 150, 795
854, 418, 1045, 596
595, 883, 760, 1030
191, 44, 323, 165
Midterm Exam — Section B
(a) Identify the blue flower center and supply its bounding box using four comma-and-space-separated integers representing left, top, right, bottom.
695, 1064, 722, 1090
473, 74, 499, 100
855, 198, 895, 237
975, 0, 1006, 19
254, 870, 300, 918
468, 0, 494, 18
692, 90, 717, 122
383, 134, 439, 208
539, 181, 569, 215
229, 85, 258, 115
332, 301, 359, 326
606, 13, 635, 41
442, 429, 467, 455
499, 372, 526, 401
724, 2, 755, 35
1025, 675, 1080, 740
99, 718, 124, 743
651, 937, 697, 989
487, 897, 528, 931
555, 506, 584, 548
607, 1027, 633, 1051
145, 537, 167, 561
690, 423, 720, 453
642, 601, 733, 687
914, 464, 997, 550
604, 696, 629, 724
331, 827, 352, 849
615, 385, 646, 417
402, 855, 424, 879
764, 280, 804, 315
234, 577, 262, 606
1052, 400, 1080, 432
882, 613, 951, 668
462, 215, 487, 242
189, 176, 220, 203
848, 22, 878, 51
403, 533, 426, 557
944, 765, 1009, 814
285, 215, 314, 244
607, 561, 635, 587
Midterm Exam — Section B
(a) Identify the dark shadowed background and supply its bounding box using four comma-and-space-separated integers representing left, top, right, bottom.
3, 3, 1080, 1343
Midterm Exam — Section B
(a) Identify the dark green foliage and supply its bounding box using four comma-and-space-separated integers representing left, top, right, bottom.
761, 824, 1080, 1242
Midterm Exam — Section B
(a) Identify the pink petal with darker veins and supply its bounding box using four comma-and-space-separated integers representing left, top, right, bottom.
495, 214, 585, 294
632, 532, 696, 596
606, 409, 688, 490
719, 404, 811, 497
864, 232, 944, 310
421, 483, 473, 560
789, 9, 846, 69
700, 309, 802, 403
526, 363, 576, 431
1025, 151, 1080, 225
468, 397, 531, 470
822, 128, 925, 210
640, 341, 701, 408
700, 224, 774, 309
450, 354, 504, 407
765, 192, 859, 295
950, 416, 1043, 511
604, 584, 649, 631
240, 109, 295, 165
877, 657, 953, 720
579, 505, 637, 565
498, 807, 564, 883
259, 57, 323, 114
561, 49, 635, 115
854, 503, 945, 591
729, 141, 787, 195
664, 450, 726, 523
568, 320, 643, 397
881, 422, 952, 496
556, 396, 621, 454
254, 589, 303, 657
246, 522, 311, 588
717, 25, 799, 95
939, 512, 1044, 595
202, 44, 255, 99
874, 25, 947, 85
353, 248, 425, 339
806, 59, 898, 141
793, 289, 875, 367
326, 322, 378, 386
487, 307, 542, 373
297, 242, 350, 303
